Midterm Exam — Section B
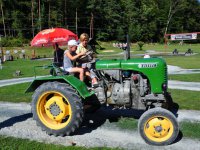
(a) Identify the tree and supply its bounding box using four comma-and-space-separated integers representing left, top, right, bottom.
0, 0, 200, 42
31, 0, 35, 38
38, 0, 41, 31
0, 0, 6, 37
164, 0, 184, 36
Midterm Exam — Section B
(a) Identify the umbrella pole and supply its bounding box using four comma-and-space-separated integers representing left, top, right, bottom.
56, 50, 58, 63
32, 49, 35, 59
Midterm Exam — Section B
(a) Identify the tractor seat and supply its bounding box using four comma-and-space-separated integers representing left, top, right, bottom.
50, 65, 74, 76
59, 67, 74, 75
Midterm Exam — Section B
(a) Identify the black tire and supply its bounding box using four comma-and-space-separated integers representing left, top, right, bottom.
31, 81, 83, 136
138, 107, 179, 146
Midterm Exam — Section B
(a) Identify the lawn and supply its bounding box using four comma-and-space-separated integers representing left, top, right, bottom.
169, 89, 200, 110
0, 82, 32, 103
168, 74, 200, 82
0, 59, 51, 80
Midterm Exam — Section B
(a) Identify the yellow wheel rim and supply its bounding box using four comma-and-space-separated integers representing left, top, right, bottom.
37, 91, 72, 130
144, 116, 174, 142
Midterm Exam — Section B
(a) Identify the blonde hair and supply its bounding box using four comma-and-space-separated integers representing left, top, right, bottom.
79, 33, 89, 42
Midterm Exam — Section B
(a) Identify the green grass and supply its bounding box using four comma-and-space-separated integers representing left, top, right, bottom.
0, 83, 32, 103
169, 89, 200, 110
0, 59, 51, 80
0, 135, 119, 150
168, 74, 200, 82
180, 121, 200, 139
115, 117, 138, 130
165, 54, 200, 69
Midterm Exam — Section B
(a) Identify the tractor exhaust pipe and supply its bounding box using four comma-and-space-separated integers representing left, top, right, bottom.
124, 34, 130, 60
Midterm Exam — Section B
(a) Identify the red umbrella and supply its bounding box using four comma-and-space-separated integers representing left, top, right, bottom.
31, 28, 78, 47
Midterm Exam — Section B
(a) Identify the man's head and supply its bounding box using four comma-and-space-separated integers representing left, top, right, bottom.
68, 40, 78, 51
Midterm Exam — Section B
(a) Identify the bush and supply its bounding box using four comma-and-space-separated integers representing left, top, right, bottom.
1, 37, 27, 47
137, 41, 144, 50
96, 32, 110, 41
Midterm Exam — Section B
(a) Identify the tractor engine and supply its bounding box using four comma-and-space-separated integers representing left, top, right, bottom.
94, 70, 149, 109
95, 58, 168, 109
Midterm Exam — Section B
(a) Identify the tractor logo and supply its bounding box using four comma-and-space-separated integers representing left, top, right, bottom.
138, 63, 157, 68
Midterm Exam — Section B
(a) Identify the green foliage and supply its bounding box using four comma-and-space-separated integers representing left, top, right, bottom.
96, 31, 110, 41
137, 41, 145, 50
0, 0, 200, 42
1, 37, 27, 47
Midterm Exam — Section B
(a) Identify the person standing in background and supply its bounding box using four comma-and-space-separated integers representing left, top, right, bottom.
53, 43, 64, 67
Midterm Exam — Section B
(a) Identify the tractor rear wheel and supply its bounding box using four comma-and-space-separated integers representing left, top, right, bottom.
138, 107, 179, 145
32, 81, 83, 136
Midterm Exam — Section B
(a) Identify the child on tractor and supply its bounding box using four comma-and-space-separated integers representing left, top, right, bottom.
76, 33, 98, 86
64, 40, 97, 87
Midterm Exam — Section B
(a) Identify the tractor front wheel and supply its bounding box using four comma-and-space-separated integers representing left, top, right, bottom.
32, 82, 83, 136
138, 107, 179, 145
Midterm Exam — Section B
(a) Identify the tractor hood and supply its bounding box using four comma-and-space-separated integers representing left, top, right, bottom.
96, 58, 167, 93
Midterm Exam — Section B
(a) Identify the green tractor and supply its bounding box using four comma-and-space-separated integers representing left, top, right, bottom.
26, 46, 179, 146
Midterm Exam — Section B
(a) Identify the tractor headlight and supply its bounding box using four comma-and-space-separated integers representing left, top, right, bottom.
162, 83, 167, 92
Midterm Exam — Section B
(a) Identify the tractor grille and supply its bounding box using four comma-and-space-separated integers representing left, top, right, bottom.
164, 65, 168, 83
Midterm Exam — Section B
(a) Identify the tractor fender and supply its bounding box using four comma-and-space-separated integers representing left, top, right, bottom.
25, 75, 94, 99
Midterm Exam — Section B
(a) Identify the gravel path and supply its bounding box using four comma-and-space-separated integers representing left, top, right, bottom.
0, 102, 200, 150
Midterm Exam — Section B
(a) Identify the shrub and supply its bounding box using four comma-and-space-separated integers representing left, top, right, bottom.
137, 41, 144, 50
1, 37, 26, 47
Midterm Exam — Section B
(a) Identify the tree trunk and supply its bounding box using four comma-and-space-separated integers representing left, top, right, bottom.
38, 0, 41, 31
90, 13, 94, 39
164, 0, 180, 37
31, 0, 35, 38
64, 0, 67, 27
76, 8, 77, 34
48, 1, 50, 27
1, 2, 6, 37
164, 5, 172, 36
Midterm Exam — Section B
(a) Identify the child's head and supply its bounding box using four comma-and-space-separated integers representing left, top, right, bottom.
79, 33, 89, 47
68, 40, 78, 51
